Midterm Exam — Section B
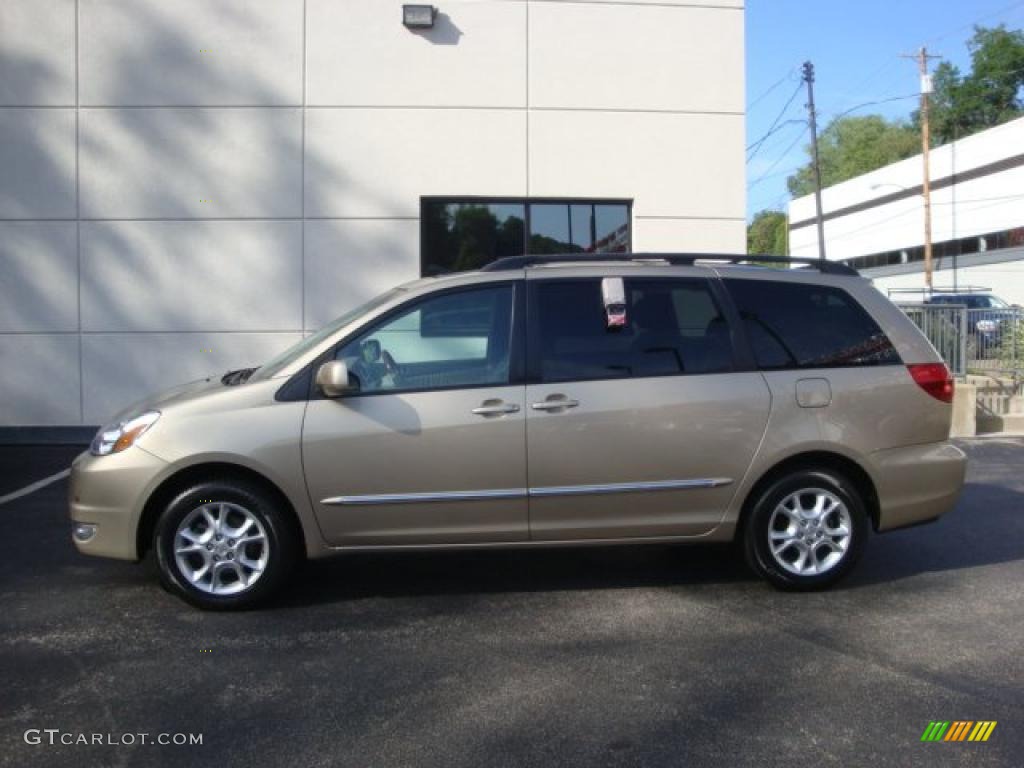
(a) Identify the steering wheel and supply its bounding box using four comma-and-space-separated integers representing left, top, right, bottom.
381, 349, 401, 383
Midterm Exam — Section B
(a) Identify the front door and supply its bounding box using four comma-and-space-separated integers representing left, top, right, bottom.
525, 274, 771, 540
303, 282, 527, 546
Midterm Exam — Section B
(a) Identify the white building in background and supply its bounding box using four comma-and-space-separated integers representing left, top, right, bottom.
0, 0, 746, 430
789, 116, 1024, 304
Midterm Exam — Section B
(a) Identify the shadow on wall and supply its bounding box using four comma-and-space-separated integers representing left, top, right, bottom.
1, 0, 416, 426
413, 12, 464, 46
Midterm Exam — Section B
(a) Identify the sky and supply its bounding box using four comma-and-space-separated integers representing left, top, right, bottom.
745, 0, 1024, 220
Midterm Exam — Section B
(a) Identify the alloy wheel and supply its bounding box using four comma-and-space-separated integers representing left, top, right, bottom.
173, 502, 270, 595
767, 488, 852, 577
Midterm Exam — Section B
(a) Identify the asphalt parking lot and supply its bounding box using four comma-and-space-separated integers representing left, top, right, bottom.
1, 440, 1022, 768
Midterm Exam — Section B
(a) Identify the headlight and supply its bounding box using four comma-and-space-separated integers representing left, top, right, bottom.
89, 411, 161, 456
975, 319, 998, 333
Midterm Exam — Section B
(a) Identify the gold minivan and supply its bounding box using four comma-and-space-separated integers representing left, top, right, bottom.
70, 255, 966, 609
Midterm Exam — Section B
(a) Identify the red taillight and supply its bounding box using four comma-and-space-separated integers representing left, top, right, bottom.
907, 363, 955, 403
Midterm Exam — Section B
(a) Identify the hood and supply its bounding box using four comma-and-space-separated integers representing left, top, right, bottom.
108, 374, 229, 424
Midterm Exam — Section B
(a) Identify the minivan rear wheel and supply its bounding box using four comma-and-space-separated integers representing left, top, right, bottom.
743, 469, 868, 590
154, 480, 296, 610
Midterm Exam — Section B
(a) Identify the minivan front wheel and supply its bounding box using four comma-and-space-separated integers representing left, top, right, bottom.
154, 480, 296, 610
743, 469, 868, 590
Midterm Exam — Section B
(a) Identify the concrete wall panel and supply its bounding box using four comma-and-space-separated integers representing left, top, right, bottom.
81, 221, 302, 332
0, 109, 76, 218
80, 0, 303, 106
79, 108, 302, 219
529, 110, 744, 219
307, 0, 525, 108
306, 108, 527, 218
0, 222, 78, 332
81, 332, 302, 424
0, 0, 76, 106
304, 219, 419, 330
632, 217, 745, 254
529, 2, 743, 113
0, 334, 81, 425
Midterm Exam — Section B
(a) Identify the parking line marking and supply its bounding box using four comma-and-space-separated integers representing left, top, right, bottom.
0, 469, 71, 506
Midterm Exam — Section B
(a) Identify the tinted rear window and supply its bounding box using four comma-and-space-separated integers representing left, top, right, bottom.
533, 278, 733, 382
724, 279, 901, 370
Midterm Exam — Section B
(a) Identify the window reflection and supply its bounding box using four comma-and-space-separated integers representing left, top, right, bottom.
422, 199, 631, 275
422, 203, 525, 275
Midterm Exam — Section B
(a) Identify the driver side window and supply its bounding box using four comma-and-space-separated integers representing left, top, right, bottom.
336, 285, 514, 394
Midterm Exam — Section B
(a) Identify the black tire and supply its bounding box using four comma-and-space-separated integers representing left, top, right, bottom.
154, 479, 297, 610
743, 469, 868, 591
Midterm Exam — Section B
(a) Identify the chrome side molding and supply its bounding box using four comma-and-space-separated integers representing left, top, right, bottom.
321, 488, 528, 506
528, 478, 733, 497
322, 477, 732, 506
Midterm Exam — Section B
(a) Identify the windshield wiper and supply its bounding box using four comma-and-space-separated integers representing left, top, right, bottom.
221, 367, 258, 385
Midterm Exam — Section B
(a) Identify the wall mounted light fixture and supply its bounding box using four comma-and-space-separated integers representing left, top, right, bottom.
402, 5, 436, 29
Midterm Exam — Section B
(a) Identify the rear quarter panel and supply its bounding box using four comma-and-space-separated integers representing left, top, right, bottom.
711, 272, 955, 536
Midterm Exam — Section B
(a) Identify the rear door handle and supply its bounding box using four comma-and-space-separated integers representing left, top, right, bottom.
531, 398, 579, 411
472, 401, 520, 416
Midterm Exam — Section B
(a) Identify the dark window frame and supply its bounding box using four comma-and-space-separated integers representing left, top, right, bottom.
525, 276, 741, 385
420, 196, 633, 277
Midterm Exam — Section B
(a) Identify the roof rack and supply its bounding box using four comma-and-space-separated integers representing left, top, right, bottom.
480, 253, 859, 276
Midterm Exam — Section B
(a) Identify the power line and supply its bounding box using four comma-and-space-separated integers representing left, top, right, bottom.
747, 68, 799, 112
820, 1, 1024, 118
816, 62, 1024, 130
820, 93, 920, 125
926, 0, 1024, 45
746, 82, 804, 163
749, 124, 809, 191
746, 119, 805, 158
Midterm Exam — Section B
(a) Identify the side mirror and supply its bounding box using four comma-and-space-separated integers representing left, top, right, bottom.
316, 360, 355, 398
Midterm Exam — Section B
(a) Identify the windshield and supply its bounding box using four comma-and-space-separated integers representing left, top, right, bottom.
249, 287, 406, 381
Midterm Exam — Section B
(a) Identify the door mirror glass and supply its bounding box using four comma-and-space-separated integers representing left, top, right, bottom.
316, 360, 355, 398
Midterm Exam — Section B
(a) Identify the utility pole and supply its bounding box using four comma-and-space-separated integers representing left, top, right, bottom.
903, 47, 941, 290
802, 61, 826, 260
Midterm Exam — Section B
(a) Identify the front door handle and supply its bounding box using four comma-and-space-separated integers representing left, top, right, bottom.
472, 401, 520, 417
531, 397, 579, 412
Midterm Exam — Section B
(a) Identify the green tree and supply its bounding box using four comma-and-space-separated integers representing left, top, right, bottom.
747, 210, 788, 255
926, 25, 1024, 144
786, 115, 919, 197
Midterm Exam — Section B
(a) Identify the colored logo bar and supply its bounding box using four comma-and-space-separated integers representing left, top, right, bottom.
921, 721, 997, 742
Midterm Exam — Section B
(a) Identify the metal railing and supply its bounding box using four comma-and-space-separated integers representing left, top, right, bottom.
965, 308, 1023, 374
898, 303, 1024, 377
899, 304, 968, 376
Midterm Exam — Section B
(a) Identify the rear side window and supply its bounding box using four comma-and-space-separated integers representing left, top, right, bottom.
724, 279, 901, 370
532, 278, 733, 383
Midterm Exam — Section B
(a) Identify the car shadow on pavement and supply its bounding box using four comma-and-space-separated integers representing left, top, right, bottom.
275, 543, 754, 609
274, 476, 1024, 608
842, 479, 1024, 589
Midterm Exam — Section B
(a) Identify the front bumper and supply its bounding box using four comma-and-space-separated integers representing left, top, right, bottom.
68, 447, 168, 560
869, 441, 967, 532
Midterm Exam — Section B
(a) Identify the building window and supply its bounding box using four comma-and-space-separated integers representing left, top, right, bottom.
421, 198, 631, 276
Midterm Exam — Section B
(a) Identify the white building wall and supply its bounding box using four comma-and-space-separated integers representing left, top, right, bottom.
788, 117, 1024, 302
866, 261, 1024, 307
0, 0, 745, 427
